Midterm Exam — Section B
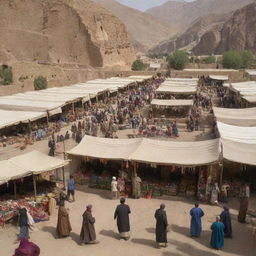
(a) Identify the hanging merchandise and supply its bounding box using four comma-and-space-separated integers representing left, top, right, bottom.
125, 161, 129, 169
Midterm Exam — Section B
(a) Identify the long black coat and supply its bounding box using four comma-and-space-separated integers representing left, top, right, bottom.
220, 209, 232, 237
114, 204, 131, 233
80, 210, 96, 243
155, 208, 168, 243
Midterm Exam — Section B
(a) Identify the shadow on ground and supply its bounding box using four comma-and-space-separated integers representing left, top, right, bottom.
99, 229, 120, 240
131, 238, 156, 248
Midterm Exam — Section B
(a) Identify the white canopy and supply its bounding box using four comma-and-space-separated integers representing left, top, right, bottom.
0, 150, 69, 184
221, 138, 256, 166
243, 95, 256, 104
217, 121, 256, 144
246, 70, 256, 76
68, 135, 142, 160
209, 75, 229, 81
67, 135, 220, 166
130, 138, 220, 166
151, 99, 193, 107
165, 78, 199, 82
156, 87, 197, 94
213, 107, 256, 126
0, 110, 46, 129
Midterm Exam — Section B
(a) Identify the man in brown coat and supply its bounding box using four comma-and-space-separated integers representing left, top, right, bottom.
56, 200, 72, 238
80, 205, 99, 244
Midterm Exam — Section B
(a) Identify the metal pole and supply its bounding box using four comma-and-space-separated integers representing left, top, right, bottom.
33, 174, 37, 199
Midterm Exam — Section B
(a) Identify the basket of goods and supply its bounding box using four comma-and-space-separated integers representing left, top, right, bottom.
186, 185, 196, 197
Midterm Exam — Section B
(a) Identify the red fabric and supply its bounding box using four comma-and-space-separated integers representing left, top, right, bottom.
14, 238, 40, 256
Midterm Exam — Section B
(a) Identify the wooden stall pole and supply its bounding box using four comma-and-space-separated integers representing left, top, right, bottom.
62, 166, 66, 190
13, 180, 17, 199
72, 103, 75, 115
33, 174, 37, 199
219, 143, 224, 186
131, 162, 137, 198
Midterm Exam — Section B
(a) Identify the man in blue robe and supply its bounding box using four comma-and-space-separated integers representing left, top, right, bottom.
220, 206, 232, 238
211, 216, 224, 249
190, 203, 204, 237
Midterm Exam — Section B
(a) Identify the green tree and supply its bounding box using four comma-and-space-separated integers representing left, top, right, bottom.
222, 51, 243, 69
202, 56, 216, 64
0, 66, 13, 85
131, 59, 146, 71
34, 76, 48, 90
241, 50, 254, 68
169, 50, 189, 70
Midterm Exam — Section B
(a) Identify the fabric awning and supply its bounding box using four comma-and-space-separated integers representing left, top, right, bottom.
213, 107, 256, 126
151, 99, 193, 107
221, 138, 256, 166
217, 121, 256, 144
209, 75, 229, 81
67, 135, 142, 160
156, 87, 197, 94
130, 138, 220, 166
246, 70, 256, 76
0, 150, 69, 184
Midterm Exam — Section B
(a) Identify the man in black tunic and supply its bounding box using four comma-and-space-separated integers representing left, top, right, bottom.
154, 203, 168, 248
114, 197, 131, 240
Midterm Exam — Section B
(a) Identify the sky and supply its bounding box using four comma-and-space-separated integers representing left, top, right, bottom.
117, 0, 195, 11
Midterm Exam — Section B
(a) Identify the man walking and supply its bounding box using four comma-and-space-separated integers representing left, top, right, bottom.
114, 198, 131, 240
80, 205, 99, 244
190, 203, 204, 237
154, 203, 168, 249
210, 216, 225, 250
67, 175, 75, 202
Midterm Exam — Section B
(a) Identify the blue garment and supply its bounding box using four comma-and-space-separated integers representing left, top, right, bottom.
211, 221, 224, 249
220, 208, 232, 238
68, 179, 75, 191
19, 225, 29, 240
190, 207, 204, 236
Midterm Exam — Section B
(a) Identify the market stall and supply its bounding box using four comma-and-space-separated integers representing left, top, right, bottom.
150, 99, 193, 118
0, 151, 69, 227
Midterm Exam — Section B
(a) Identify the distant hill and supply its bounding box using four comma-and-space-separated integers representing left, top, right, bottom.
147, 0, 254, 32
94, 0, 177, 52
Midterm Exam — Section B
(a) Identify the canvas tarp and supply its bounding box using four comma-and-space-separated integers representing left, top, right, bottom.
151, 99, 193, 107
221, 138, 256, 166
156, 86, 197, 94
246, 70, 256, 76
209, 75, 229, 81
0, 150, 69, 184
217, 121, 256, 144
0, 109, 46, 129
165, 78, 199, 82
243, 95, 256, 103
67, 135, 220, 166
161, 81, 197, 87
213, 107, 256, 126
130, 138, 220, 166
67, 135, 142, 160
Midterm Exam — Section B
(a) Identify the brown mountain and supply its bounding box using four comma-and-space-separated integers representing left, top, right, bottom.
192, 2, 256, 55
93, 0, 177, 52
0, 0, 135, 68
150, 13, 230, 53
147, 0, 254, 32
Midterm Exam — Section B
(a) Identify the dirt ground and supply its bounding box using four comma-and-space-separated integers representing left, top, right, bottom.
1, 189, 255, 256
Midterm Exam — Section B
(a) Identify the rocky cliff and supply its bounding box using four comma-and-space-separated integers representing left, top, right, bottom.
193, 2, 256, 55
0, 0, 135, 68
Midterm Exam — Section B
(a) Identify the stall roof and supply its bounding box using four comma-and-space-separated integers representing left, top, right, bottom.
0, 109, 46, 129
221, 138, 256, 166
67, 135, 142, 160
161, 82, 197, 87
217, 121, 256, 144
156, 87, 197, 94
67, 136, 220, 166
130, 138, 220, 166
246, 70, 256, 76
242, 95, 256, 103
165, 78, 199, 82
230, 81, 256, 90
209, 75, 229, 81
0, 150, 69, 184
151, 99, 193, 107
213, 107, 256, 126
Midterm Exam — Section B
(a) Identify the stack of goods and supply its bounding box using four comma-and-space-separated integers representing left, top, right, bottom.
179, 178, 197, 197
0, 198, 49, 227
225, 180, 241, 198
73, 171, 91, 185
161, 183, 179, 196
197, 169, 207, 202
88, 176, 111, 190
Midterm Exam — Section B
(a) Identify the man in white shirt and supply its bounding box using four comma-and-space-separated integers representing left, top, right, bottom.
111, 176, 118, 200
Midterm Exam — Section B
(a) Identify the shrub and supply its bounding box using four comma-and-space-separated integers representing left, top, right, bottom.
131, 59, 146, 71
0, 66, 13, 85
34, 76, 48, 90
202, 56, 216, 64
222, 50, 254, 69
169, 50, 189, 70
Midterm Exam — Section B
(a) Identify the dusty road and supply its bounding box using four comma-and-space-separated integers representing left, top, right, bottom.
1, 189, 255, 256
